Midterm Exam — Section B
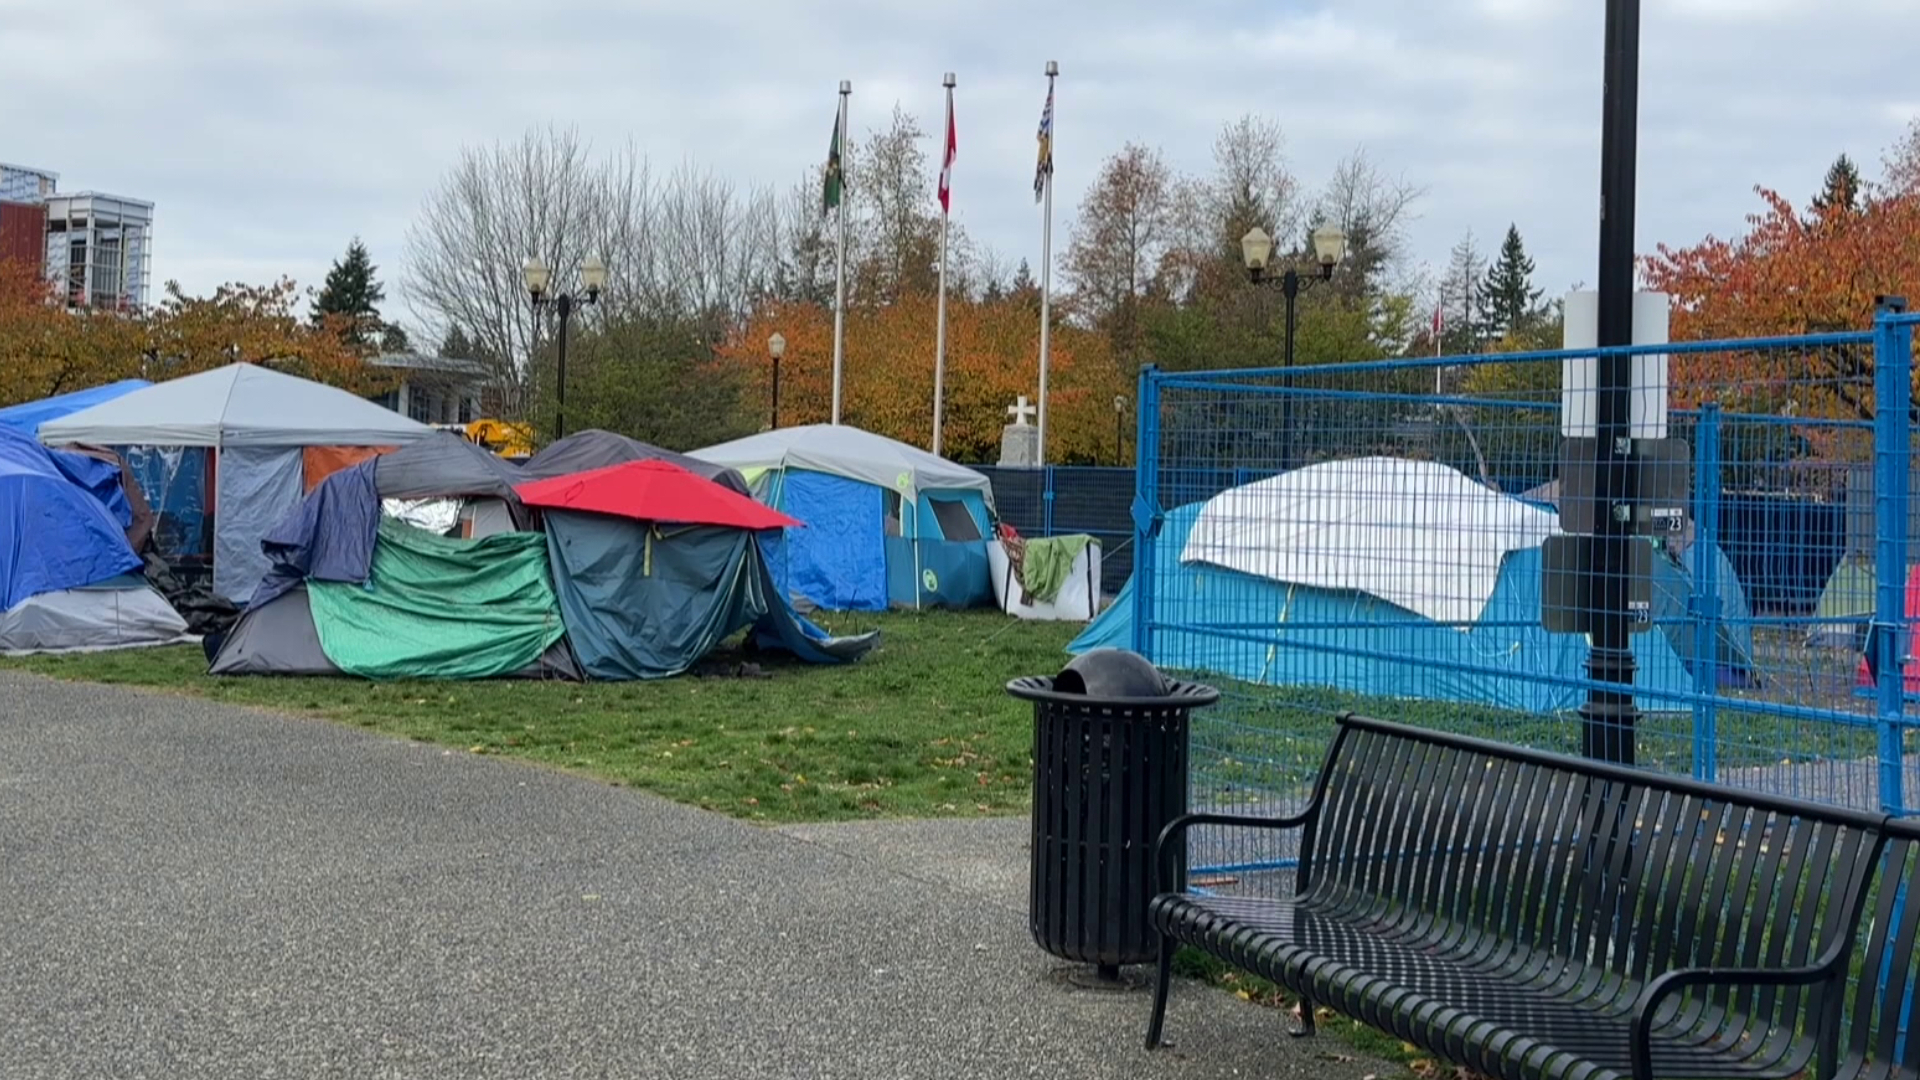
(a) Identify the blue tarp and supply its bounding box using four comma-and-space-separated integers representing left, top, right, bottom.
0, 426, 141, 610
251, 460, 381, 608
46, 448, 132, 527
1071, 503, 1746, 715
0, 380, 150, 435
769, 469, 888, 611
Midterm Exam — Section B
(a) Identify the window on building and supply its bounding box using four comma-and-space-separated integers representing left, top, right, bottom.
408, 386, 433, 423
457, 395, 476, 424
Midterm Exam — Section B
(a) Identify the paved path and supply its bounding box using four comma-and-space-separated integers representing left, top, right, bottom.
0, 671, 1382, 1079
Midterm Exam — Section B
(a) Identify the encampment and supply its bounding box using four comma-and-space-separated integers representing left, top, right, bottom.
212, 430, 876, 680
1072, 457, 1755, 713
691, 424, 995, 611
0, 425, 190, 654
38, 363, 433, 603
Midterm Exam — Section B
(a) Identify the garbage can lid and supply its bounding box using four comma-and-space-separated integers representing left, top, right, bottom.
1053, 648, 1169, 697
1005, 648, 1220, 708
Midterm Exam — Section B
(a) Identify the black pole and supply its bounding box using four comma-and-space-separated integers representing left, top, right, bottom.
554, 293, 572, 443
1283, 268, 1300, 472
1585, 0, 1641, 765
771, 352, 781, 430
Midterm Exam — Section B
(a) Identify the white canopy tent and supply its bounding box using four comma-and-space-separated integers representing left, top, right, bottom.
40, 364, 433, 603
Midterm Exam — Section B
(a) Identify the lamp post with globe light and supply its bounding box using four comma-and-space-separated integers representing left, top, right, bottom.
522, 253, 607, 442
1241, 223, 1347, 470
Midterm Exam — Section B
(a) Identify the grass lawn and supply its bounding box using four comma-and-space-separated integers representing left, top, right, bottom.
2, 610, 1080, 824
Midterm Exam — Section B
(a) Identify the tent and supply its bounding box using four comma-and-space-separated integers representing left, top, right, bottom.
517, 458, 875, 680
1811, 555, 1875, 650
213, 432, 875, 680
1072, 458, 1755, 714
691, 424, 995, 611
0, 425, 190, 654
211, 435, 578, 679
518, 429, 746, 492
38, 363, 433, 604
0, 379, 151, 434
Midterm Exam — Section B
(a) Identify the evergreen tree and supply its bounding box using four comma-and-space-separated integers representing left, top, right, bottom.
1008, 259, 1040, 307
440, 325, 477, 359
312, 238, 393, 350
1811, 153, 1862, 218
1476, 224, 1545, 341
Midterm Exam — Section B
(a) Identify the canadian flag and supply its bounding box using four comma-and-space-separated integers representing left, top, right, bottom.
937, 93, 956, 215
1432, 303, 1445, 341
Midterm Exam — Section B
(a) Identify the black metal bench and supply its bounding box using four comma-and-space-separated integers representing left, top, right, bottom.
1146, 714, 1889, 1080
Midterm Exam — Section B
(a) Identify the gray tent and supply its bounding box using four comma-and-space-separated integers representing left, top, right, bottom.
521, 430, 748, 494
39, 363, 433, 603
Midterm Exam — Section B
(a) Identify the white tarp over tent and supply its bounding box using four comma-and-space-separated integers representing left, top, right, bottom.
692, 424, 994, 506
39, 363, 433, 603
1184, 456, 1558, 627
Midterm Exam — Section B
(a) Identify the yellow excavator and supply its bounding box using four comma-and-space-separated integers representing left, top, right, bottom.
452, 419, 537, 461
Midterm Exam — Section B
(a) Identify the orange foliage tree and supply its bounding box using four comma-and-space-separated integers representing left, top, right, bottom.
1641, 187, 1920, 422
715, 295, 1129, 464
0, 267, 392, 410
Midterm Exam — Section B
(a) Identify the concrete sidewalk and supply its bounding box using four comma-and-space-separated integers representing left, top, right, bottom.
0, 671, 1383, 1079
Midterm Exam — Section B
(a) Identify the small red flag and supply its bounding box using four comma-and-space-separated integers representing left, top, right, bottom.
938, 94, 956, 214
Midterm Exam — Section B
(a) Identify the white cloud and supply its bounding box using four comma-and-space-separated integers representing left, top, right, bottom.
0, 0, 1910, 319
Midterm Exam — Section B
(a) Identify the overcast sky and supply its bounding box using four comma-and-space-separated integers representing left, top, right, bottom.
4, 0, 1913, 333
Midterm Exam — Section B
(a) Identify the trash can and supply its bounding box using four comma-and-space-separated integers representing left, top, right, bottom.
1008, 649, 1219, 985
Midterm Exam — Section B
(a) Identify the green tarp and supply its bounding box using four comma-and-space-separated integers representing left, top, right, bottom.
1020, 535, 1092, 603
308, 517, 567, 679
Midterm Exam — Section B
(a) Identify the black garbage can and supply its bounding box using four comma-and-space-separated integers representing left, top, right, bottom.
1008, 649, 1219, 984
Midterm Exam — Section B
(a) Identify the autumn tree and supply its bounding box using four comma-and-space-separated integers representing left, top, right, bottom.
717, 296, 1123, 464
1642, 184, 1920, 422
1884, 120, 1920, 197
1064, 143, 1181, 362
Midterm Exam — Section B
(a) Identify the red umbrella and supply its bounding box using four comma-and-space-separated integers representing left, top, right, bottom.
514, 458, 801, 530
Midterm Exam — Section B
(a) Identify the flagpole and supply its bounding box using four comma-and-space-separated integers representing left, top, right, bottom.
832, 79, 851, 425
933, 72, 955, 456
1036, 60, 1057, 466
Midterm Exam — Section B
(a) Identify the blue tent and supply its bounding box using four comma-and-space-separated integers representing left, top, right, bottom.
692, 425, 995, 611
0, 379, 151, 434
1072, 502, 1754, 715
0, 425, 142, 610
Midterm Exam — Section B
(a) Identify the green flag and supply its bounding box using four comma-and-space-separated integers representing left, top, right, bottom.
822, 110, 845, 215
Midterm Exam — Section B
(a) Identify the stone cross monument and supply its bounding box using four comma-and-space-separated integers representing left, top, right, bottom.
999, 395, 1041, 467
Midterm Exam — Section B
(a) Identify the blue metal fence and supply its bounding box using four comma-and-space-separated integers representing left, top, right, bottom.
1130, 309, 1920, 881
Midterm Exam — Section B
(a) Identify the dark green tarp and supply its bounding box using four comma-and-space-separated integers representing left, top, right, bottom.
308, 517, 566, 679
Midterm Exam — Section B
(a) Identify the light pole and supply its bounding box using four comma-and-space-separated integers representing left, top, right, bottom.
768, 331, 786, 431
1113, 394, 1127, 464
1242, 223, 1347, 470
523, 253, 607, 442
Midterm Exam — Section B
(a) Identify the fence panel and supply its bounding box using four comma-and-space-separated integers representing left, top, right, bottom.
1131, 318, 1917, 888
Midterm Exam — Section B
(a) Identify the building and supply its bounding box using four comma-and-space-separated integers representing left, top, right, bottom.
0, 162, 154, 310
0, 201, 47, 276
0, 162, 57, 202
368, 353, 488, 425
44, 192, 153, 310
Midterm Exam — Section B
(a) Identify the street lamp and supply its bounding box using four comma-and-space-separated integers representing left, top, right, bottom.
768, 332, 787, 430
1243, 223, 1347, 469
523, 254, 606, 441
1113, 394, 1127, 464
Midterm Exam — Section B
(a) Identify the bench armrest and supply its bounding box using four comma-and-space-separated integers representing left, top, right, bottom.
1152, 809, 1316, 895
1628, 947, 1850, 1080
